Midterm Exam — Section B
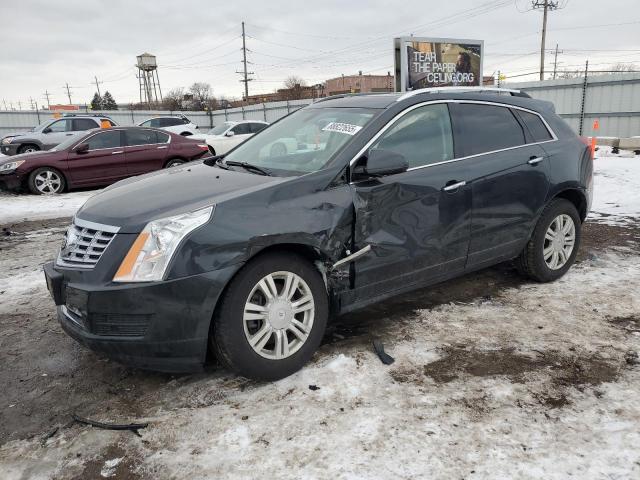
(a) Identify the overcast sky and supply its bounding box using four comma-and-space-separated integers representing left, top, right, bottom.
1, 0, 639, 108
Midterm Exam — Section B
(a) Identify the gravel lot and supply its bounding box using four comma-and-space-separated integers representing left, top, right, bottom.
0, 152, 639, 479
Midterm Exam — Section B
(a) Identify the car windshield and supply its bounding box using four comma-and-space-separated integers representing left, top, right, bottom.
223, 107, 376, 176
208, 122, 235, 135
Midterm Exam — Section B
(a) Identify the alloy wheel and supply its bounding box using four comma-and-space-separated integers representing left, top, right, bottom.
543, 214, 576, 270
34, 170, 62, 194
243, 271, 315, 360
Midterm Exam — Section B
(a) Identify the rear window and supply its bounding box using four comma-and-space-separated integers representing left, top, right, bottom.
86, 130, 122, 150
73, 118, 97, 131
451, 103, 526, 156
160, 118, 183, 127
516, 110, 553, 143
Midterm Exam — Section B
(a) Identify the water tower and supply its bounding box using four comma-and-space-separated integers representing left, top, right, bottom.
136, 53, 162, 107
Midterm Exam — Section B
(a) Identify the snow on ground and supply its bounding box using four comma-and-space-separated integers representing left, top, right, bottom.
591, 147, 640, 224
1, 251, 639, 479
0, 190, 98, 224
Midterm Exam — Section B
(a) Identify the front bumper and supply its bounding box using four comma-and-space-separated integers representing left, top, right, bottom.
0, 172, 23, 191
0, 144, 20, 156
44, 261, 241, 372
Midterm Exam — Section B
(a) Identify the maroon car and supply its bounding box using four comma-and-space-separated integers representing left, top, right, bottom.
0, 127, 210, 194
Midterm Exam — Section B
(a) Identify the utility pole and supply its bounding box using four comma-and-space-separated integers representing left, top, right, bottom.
29, 97, 35, 110
236, 21, 254, 100
531, 1, 560, 81
93, 76, 102, 97
2, 99, 7, 110
64, 82, 73, 105
43, 90, 52, 109
552, 43, 563, 79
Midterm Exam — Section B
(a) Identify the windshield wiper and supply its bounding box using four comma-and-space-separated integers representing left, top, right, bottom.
224, 160, 271, 176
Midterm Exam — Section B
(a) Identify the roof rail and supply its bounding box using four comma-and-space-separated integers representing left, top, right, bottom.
396, 86, 530, 102
62, 113, 114, 118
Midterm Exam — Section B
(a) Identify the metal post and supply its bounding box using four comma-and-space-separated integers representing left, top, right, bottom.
35, 102, 41, 123
262, 103, 267, 122
131, 109, 135, 124
224, 107, 228, 121
208, 109, 213, 128
286, 100, 290, 114
539, 0, 548, 81
241, 105, 246, 120
578, 60, 589, 136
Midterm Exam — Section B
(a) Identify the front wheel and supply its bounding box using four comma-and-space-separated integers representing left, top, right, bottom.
517, 198, 581, 282
28, 167, 66, 194
211, 252, 328, 380
165, 158, 185, 168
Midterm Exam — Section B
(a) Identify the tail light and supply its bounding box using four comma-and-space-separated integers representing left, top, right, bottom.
579, 136, 595, 160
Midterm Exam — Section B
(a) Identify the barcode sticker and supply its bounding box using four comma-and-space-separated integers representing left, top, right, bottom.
322, 122, 363, 136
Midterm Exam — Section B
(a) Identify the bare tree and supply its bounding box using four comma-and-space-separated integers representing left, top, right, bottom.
610, 63, 637, 73
161, 87, 185, 111
282, 76, 307, 100
189, 82, 214, 110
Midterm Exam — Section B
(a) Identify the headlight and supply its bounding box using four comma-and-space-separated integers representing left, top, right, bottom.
1, 137, 14, 145
113, 206, 214, 283
0, 160, 25, 172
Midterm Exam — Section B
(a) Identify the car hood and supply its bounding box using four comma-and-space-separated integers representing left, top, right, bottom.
0, 149, 56, 165
76, 161, 289, 233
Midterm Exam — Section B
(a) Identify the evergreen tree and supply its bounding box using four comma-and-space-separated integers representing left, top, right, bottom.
102, 91, 118, 110
90, 92, 103, 110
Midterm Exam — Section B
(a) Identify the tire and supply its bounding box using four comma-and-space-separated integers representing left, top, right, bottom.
211, 252, 328, 380
517, 198, 581, 282
165, 158, 185, 168
27, 167, 66, 195
18, 144, 40, 154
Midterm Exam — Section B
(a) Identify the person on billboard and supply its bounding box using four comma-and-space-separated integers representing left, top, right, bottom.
453, 52, 472, 86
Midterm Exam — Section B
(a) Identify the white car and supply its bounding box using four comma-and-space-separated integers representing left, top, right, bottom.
138, 115, 198, 136
191, 120, 268, 155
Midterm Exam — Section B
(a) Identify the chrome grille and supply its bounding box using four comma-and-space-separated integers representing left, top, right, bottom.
56, 218, 119, 269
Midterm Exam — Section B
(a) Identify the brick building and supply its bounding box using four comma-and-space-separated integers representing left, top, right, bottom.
324, 72, 394, 96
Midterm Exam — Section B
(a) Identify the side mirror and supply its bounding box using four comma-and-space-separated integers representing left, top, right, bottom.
42, 127, 52, 134
362, 148, 408, 177
225, 130, 235, 137
74, 143, 89, 154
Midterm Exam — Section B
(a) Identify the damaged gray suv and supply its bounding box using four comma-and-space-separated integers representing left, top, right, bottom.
44, 87, 593, 380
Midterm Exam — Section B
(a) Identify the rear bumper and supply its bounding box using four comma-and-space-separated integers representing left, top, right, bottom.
45, 261, 242, 372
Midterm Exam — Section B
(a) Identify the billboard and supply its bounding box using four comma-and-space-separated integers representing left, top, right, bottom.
394, 37, 484, 92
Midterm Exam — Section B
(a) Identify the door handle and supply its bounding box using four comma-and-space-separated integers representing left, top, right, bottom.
528, 156, 544, 165
442, 180, 466, 192
157, 146, 168, 149
112, 151, 124, 155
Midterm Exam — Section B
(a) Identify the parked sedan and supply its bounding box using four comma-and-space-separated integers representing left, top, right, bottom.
191, 120, 268, 155
0, 127, 209, 194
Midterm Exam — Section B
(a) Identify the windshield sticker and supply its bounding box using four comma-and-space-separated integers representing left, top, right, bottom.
322, 122, 363, 136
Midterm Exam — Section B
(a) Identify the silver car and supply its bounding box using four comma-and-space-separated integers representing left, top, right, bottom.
0, 114, 117, 156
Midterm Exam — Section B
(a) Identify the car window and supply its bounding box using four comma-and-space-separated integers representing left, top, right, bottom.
250, 123, 267, 134
371, 103, 454, 169
208, 122, 234, 135
86, 130, 122, 150
160, 118, 182, 127
451, 103, 526, 156
72, 118, 98, 131
156, 131, 170, 143
126, 129, 158, 146
140, 120, 152, 127
515, 110, 553, 143
47, 119, 70, 133
232, 123, 251, 135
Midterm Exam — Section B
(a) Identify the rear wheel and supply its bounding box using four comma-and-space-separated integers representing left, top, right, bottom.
211, 252, 328, 380
517, 198, 581, 282
165, 158, 185, 168
28, 167, 66, 195
18, 144, 40, 154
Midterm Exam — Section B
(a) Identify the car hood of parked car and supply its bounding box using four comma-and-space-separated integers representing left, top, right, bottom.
76, 161, 289, 233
